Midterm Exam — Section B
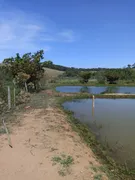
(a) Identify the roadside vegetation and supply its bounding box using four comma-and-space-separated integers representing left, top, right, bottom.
0, 50, 45, 109
52, 154, 74, 176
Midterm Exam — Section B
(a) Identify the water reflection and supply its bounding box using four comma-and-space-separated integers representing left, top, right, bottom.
80, 86, 90, 93
101, 86, 119, 94
56, 86, 135, 94
63, 99, 135, 167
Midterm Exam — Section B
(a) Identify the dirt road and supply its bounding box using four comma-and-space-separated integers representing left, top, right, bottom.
0, 95, 108, 180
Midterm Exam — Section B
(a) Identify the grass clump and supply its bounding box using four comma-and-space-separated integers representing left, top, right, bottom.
52, 154, 74, 176
52, 154, 74, 167
94, 174, 103, 180
90, 165, 99, 173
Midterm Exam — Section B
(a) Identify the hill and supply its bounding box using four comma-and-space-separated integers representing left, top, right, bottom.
44, 67, 64, 80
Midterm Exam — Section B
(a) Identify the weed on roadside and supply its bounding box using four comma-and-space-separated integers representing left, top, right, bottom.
94, 174, 103, 180
52, 154, 74, 176
90, 165, 99, 173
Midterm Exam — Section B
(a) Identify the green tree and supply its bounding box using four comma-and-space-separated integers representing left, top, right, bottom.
95, 71, 106, 84
43, 60, 53, 68
3, 50, 44, 90
104, 70, 120, 84
127, 64, 131, 68
79, 71, 91, 83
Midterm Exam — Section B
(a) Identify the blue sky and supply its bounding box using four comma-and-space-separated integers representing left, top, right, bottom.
0, 0, 135, 68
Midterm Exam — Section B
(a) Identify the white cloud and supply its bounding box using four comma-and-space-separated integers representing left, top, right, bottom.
58, 30, 75, 42
42, 30, 75, 42
0, 9, 76, 60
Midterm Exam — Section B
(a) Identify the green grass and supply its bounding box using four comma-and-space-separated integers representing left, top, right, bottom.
53, 76, 135, 87
52, 154, 74, 176
90, 165, 99, 173
52, 154, 74, 167
90, 164, 114, 179
94, 174, 103, 180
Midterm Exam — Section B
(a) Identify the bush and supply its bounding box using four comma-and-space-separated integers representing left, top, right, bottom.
104, 70, 120, 84
3, 50, 45, 91
79, 71, 91, 83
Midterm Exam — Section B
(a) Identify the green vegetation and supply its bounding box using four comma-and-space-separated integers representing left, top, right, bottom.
104, 68, 135, 84
90, 165, 99, 173
104, 70, 120, 84
3, 50, 44, 91
79, 71, 91, 83
93, 174, 103, 180
43, 60, 109, 73
43, 60, 135, 86
90, 164, 115, 179
52, 154, 74, 167
52, 154, 74, 176
0, 50, 46, 114
0, 65, 12, 101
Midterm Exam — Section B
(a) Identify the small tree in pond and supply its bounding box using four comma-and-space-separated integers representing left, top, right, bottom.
79, 71, 91, 83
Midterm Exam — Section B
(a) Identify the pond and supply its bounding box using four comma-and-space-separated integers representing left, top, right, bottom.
63, 99, 135, 167
56, 86, 135, 94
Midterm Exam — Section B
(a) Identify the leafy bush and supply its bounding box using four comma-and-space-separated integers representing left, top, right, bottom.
104, 70, 120, 84
3, 50, 45, 91
79, 71, 91, 83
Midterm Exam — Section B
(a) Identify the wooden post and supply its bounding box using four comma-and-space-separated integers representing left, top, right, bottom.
14, 87, 16, 107
13, 79, 16, 107
8, 86, 11, 110
92, 95, 95, 107
25, 82, 28, 92
92, 95, 95, 116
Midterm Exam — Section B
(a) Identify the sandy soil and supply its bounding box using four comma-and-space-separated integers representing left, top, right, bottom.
0, 104, 108, 179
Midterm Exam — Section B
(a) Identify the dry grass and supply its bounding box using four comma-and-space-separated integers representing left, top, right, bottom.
44, 68, 64, 80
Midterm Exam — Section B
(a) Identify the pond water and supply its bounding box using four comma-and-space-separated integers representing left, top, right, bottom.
63, 99, 135, 167
56, 86, 135, 94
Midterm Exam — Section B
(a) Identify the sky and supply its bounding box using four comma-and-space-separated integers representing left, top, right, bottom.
0, 0, 135, 68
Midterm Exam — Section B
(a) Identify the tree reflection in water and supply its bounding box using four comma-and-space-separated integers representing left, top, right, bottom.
101, 86, 118, 94
80, 86, 90, 93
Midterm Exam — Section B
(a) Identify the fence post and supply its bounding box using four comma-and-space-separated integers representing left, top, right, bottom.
13, 79, 16, 107
25, 82, 28, 92
14, 87, 16, 107
92, 95, 95, 116
92, 95, 95, 107
8, 86, 11, 110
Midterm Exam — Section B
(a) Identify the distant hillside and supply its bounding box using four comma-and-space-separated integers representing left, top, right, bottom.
44, 67, 64, 80
42, 61, 122, 72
